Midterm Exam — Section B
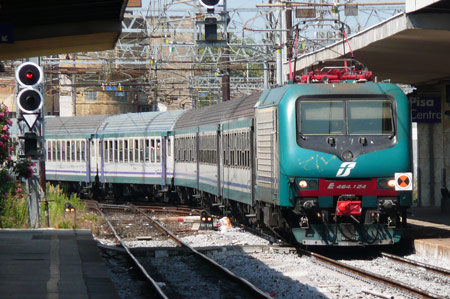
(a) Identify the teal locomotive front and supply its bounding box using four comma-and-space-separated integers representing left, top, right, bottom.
276, 83, 412, 245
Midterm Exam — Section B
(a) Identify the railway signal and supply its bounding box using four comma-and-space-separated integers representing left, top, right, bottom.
15, 61, 46, 228
200, 210, 213, 230
15, 62, 44, 129
199, 0, 221, 9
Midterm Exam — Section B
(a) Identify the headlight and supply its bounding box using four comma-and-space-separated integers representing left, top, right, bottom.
308, 180, 318, 189
299, 180, 308, 189
387, 179, 396, 188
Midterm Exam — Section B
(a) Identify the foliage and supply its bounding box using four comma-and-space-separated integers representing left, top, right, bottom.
0, 103, 30, 228
43, 183, 87, 229
0, 103, 13, 163
14, 157, 35, 179
0, 186, 28, 228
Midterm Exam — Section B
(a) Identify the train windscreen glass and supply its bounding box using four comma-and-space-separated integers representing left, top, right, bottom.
347, 100, 393, 135
299, 99, 393, 135
300, 101, 345, 135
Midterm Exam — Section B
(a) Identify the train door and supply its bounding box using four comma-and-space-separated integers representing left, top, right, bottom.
85, 136, 91, 183
161, 134, 167, 186
99, 137, 104, 184
216, 125, 221, 199
255, 107, 279, 204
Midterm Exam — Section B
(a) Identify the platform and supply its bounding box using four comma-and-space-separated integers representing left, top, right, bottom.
407, 207, 450, 261
0, 229, 119, 299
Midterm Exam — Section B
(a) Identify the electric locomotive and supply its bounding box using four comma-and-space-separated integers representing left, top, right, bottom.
256, 67, 413, 245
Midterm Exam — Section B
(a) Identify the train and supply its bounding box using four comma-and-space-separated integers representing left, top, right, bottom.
39, 63, 413, 246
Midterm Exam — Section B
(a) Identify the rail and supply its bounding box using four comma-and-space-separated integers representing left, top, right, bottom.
298, 248, 443, 299
130, 203, 272, 299
381, 252, 450, 278
94, 203, 169, 299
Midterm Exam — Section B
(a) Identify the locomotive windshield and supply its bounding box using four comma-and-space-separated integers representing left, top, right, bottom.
298, 99, 393, 135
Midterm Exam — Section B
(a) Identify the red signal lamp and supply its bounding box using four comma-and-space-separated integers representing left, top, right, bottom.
25, 72, 34, 79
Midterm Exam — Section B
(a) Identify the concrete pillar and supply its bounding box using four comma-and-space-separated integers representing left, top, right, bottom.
416, 84, 449, 208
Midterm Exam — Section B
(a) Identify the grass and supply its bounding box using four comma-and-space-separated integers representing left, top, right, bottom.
42, 183, 102, 233
0, 193, 29, 228
0, 182, 104, 233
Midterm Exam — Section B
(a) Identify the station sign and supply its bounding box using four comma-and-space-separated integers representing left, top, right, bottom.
0, 23, 14, 43
410, 96, 441, 123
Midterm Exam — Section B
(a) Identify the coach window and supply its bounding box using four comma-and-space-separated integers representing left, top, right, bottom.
123, 140, 128, 162
175, 138, 180, 161
72, 141, 76, 162
52, 141, 57, 162
62, 141, 66, 162
237, 133, 241, 167
192, 136, 196, 162
76, 140, 80, 162
184, 137, 188, 162
69, 141, 73, 161
128, 139, 133, 162
156, 139, 161, 163
57, 141, 61, 161
47, 141, 51, 161
178, 138, 182, 161
81, 141, 86, 162
46, 141, 51, 161
167, 138, 171, 157
150, 139, 155, 162
145, 139, 149, 162
119, 140, 123, 163
182, 137, 185, 162
139, 139, 144, 163
186, 137, 189, 162
223, 133, 227, 166
66, 141, 71, 162
228, 133, 232, 166
103, 141, 108, 162
230, 134, 234, 166
108, 140, 113, 162
192, 136, 195, 162
113, 140, 118, 163
180, 138, 184, 161
61, 141, 65, 161
134, 139, 139, 163
245, 132, 250, 168
75, 140, 80, 162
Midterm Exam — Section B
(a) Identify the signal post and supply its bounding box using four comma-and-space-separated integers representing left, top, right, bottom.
15, 61, 46, 228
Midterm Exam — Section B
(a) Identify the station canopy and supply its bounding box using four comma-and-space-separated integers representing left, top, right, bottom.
0, 0, 128, 60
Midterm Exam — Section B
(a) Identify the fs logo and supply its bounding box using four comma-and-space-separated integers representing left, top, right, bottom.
336, 162, 356, 177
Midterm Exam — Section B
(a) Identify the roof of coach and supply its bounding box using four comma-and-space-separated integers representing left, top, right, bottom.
45, 115, 109, 137
174, 91, 262, 129
96, 110, 185, 136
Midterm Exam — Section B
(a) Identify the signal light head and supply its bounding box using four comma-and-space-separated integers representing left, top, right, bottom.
16, 62, 43, 87
199, 0, 221, 9
17, 88, 43, 114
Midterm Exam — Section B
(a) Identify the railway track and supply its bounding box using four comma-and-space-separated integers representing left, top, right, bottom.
95, 202, 271, 298
299, 248, 447, 299
381, 252, 450, 279
91, 200, 448, 298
